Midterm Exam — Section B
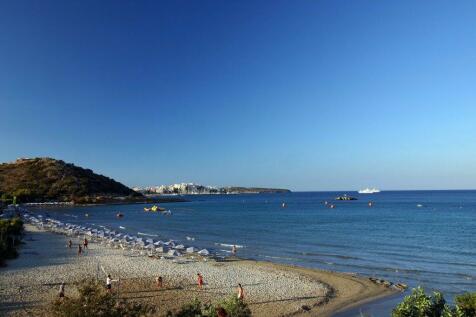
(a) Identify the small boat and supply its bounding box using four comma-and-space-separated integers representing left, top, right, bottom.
335, 194, 357, 201
116, 213, 124, 218
358, 188, 381, 194
143, 205, 166, 212
281, 202, 287, 208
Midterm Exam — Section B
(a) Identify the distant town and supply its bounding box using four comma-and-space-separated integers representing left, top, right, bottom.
133, 183, 291, 195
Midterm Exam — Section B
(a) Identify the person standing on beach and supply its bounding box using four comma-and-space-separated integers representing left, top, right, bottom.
231, 245, 237, 256
68, 240, 72, 248
83, 238, 88, 249
106, 274, 118, 292
59, 282, 65, 300
77, 244, 82, 256
237, 283, 244, 300
155, 276, 163, 289
197, 273, 203, 289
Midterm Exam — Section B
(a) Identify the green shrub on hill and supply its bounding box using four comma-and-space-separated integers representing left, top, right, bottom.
0, 157, 141, 203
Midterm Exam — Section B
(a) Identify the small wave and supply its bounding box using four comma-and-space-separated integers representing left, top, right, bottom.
298, 251, 360, 260
138, 232, 159, 237
220, 249, 232, 253
260, 255, 296, 261
215, 243, 244, 248
186, 236, 195, 241
119, 226, 126, 229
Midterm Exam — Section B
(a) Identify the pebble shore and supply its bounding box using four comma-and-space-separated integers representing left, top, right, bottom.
0, 225, 329, 316
0, 224, 396, 316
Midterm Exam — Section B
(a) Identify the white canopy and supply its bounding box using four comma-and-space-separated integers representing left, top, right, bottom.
156, 246, 167, 253
167, 249, 181, 256
198, 249, 210, 256
186, 247, 197, 253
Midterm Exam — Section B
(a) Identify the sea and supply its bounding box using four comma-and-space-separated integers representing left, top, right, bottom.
37, 191, 476, 316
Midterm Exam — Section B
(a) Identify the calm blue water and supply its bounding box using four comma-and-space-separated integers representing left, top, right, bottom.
38, 191, 475, 316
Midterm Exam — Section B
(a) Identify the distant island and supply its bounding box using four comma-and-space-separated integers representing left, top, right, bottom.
0, 158, 185, 205
133, 183, 291, 195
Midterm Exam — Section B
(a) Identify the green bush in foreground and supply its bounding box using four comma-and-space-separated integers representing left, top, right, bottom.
0, 217, 23, 264
173, 298, 203, 317
392, 287, 476, 317
455, 292, 476, 317
51, 280, 251, 317
171, 296, 251, 317
50, 279, 155, 317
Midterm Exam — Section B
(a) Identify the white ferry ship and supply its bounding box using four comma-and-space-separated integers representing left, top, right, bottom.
358, 188, 381, 194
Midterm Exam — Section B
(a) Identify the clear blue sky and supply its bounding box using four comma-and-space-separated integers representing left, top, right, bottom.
1, 1, 475, 191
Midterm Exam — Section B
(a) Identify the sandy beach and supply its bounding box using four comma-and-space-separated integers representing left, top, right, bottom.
0, 224, 396, 316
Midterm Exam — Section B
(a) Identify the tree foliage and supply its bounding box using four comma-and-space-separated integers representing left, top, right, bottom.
455, 293, 476, 317
392, 287, 475, 317
171, 296, 252, 317
0, 217, 23, 264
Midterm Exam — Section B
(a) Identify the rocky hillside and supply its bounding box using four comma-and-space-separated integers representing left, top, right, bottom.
0, 158, 141, 203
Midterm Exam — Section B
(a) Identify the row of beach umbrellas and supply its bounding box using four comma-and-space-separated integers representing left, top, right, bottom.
20, 212, 210, 257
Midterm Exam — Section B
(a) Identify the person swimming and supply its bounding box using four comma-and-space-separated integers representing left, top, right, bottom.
77, 244, 82, 256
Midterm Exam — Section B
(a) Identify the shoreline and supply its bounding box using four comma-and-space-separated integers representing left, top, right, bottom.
234, 260, 398, 317
22, 197, 190, 207
0, 223, 397, 316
